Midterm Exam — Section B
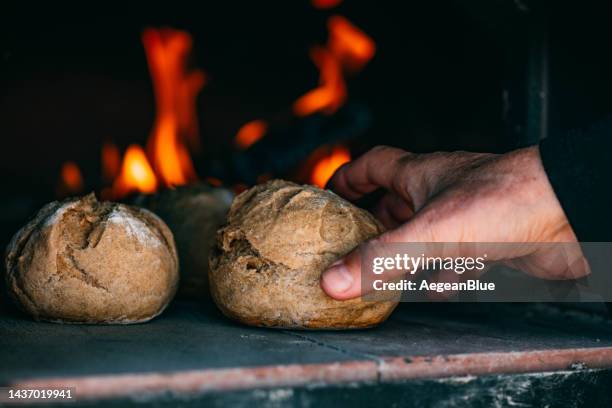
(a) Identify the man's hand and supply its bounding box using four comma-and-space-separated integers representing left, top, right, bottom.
320, 145, 589, 300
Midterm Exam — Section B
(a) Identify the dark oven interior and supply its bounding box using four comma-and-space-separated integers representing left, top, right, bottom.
2, 0, 612, 249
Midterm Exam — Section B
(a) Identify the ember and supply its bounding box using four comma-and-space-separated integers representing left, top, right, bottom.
235, 120, 268, 149
312, 0, 343, 9
101, 142, 121, 183
57, 161, 84, 196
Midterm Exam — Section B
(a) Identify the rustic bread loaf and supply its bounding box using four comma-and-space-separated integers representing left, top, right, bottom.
133, 184, 232, 297
5, 194, 178, 324
209, 180, 398, 329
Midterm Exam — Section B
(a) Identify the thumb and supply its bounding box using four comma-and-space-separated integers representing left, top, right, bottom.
321, 218, 436, 300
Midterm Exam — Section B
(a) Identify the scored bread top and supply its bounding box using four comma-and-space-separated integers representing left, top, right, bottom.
221, 180, 384, 273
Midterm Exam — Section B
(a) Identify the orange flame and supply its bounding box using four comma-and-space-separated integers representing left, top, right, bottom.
142, 28, 204, 187
58, 161, 84, 195
101, 142, 121, 183
328, 16, 376, 72
99, 28, 205, 200
293, 16, 374, 117
235, 120, 268, 149
312, 0, 342, 9
112, 145, 158, 197
310, 146, 351, 188
293, 47, 346, 117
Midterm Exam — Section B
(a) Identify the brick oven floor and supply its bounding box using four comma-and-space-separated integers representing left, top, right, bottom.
1, 301, 612, 407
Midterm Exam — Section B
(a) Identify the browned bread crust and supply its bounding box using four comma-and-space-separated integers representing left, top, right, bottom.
5, 194, 178, 324
209, 180, 398, 329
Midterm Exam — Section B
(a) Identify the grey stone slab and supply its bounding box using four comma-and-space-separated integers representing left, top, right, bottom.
0, 301, 356, 383
288, 303, 612, 359
2, 300, 612, 387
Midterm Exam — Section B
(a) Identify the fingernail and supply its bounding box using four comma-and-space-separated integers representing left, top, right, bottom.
322, 261, 353, 293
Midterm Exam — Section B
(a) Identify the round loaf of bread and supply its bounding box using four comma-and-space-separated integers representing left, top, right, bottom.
5, 194, 178, 324
209, 180, 398, 329
133, 184, 232, 298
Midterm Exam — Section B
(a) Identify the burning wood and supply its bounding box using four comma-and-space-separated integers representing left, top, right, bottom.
223, 102, 371, 185
71, 15, 373, 198
232, 12, 374, 186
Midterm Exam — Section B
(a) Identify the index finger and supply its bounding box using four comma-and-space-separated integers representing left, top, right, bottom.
327, 146, 410, 201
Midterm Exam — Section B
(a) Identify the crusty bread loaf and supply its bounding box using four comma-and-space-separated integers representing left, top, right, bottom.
133, 184, 232, 297
5, 194, 178, 324
209, 180, 398, 329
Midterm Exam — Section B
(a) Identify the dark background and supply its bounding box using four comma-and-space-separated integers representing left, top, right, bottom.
2, 0, 612, 247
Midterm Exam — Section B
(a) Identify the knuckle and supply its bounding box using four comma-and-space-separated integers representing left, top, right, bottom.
369, 145, 391, 153
396, 152, 418, 166
369, 145, 408, 158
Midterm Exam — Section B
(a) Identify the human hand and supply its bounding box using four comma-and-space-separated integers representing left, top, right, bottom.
320, 145, 589, 300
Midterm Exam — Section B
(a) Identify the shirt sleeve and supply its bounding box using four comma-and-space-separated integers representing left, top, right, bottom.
539, 117, 612, 241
